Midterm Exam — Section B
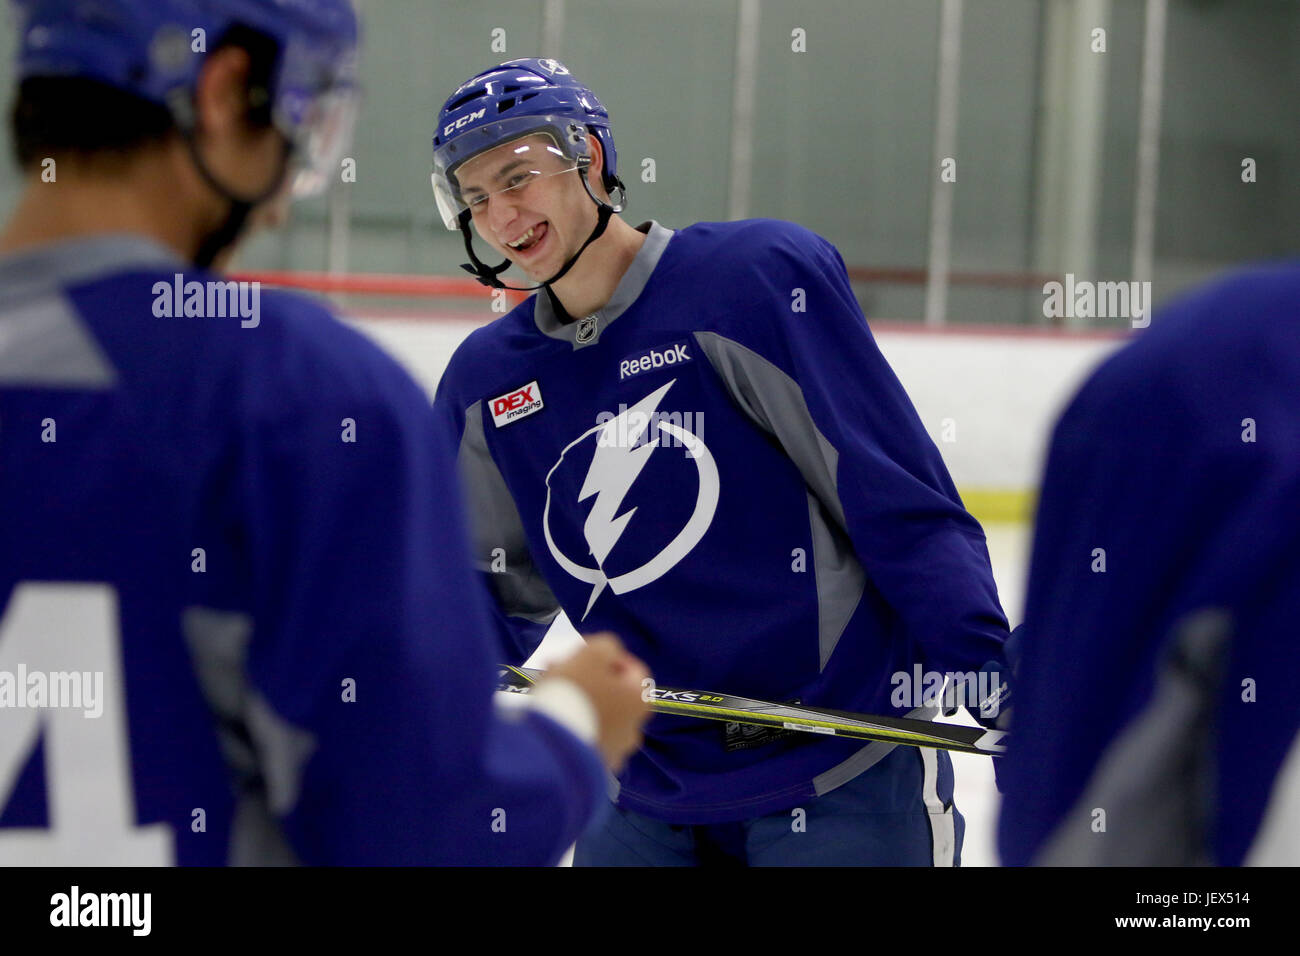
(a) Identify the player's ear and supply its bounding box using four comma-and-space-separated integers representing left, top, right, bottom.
194, 45, 254, 137
585, 133, 607, 199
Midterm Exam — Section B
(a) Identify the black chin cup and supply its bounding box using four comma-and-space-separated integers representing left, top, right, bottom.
457, 171, 628, 292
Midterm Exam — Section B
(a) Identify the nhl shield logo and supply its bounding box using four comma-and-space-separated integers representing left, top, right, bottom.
576, 315, 599, 344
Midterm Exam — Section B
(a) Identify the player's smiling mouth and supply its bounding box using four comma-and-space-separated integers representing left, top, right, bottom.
506, 221, 548, 255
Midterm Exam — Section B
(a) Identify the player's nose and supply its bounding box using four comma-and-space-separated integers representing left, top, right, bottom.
487, 192, 521, 240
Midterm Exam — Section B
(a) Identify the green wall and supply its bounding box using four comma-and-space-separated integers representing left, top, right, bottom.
1, 1, 1296, 322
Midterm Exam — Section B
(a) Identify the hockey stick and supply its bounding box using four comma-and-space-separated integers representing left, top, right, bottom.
497, 664, 1006, 757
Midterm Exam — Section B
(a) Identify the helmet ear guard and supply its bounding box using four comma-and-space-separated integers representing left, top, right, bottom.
604, 177, 628, 213
573, 124, 626, 211
577, 153, 626, 214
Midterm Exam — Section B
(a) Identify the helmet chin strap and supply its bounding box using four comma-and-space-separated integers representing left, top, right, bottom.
185, 133, 292, 270
457, 170, 627, 292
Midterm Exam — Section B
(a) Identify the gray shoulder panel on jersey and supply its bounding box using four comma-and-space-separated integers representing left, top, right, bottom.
533, 220, 674, 347
0, 297, 116, 386
0, 233, 182, 387
459, 400, 562, 625
1247, 727, 1300, 865
0, 233, 181, 294
694, 330, 866, 672
1033, 608, 1231, 866
182, 606, 316, 866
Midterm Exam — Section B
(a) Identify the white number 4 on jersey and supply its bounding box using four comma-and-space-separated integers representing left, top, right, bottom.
0, 583, 173, 865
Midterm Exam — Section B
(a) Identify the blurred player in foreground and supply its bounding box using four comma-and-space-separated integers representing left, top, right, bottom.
999, 264, 1300, 865
0, 1, 647, 865
431, 58, 1012, 866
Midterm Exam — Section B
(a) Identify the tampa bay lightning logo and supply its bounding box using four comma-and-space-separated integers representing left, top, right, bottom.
543, 380, 719, 619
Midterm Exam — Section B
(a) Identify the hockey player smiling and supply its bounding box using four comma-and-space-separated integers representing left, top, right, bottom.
449, 131, 646, 320
432, 57, 1014, 867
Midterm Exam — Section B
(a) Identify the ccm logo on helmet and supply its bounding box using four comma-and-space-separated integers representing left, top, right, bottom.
619, 342, 693, 381
490, 380, 544, 427
443, 108, 486, 137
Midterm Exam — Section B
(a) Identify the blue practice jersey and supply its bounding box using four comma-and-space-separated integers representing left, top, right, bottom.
435, 219, 1009, 823
0, 235, 605, 865
999, 262, 1300, 865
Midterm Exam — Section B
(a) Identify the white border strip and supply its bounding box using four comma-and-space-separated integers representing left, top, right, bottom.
924, 0, 964, 327
727, 0, 762, 221
920, 748, 956, 866
541, 0, 566, 57
1131, 0, 1167, 290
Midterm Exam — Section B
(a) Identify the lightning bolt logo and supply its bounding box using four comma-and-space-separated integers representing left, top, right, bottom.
542, 378, 720, 620
575, 380, 674, 615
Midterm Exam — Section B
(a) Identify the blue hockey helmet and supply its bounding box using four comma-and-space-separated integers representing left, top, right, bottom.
431, 57, 627, 290
12, 0, 359, 197
431, 57, 622, 231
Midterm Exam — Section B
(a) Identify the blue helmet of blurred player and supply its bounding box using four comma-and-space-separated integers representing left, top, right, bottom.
12, 0, 359, 265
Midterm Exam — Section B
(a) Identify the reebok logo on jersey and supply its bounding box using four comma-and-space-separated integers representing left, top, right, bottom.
490, 381, 544, 427
620, 341, 692, 381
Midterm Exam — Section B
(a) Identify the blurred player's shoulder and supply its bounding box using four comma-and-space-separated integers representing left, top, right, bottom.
0, 234, 430, 421
1127, 258, 1300, 355
1037, 260, 1300, 528
1061, 258, 1300, 428
239, 286, 431, 416
1178, 260, 1300, 376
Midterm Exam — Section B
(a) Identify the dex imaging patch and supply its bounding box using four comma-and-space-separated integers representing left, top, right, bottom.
490, 380, 544, 427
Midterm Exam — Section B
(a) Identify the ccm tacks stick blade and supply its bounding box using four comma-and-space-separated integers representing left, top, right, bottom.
496, 665, 1006, 757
